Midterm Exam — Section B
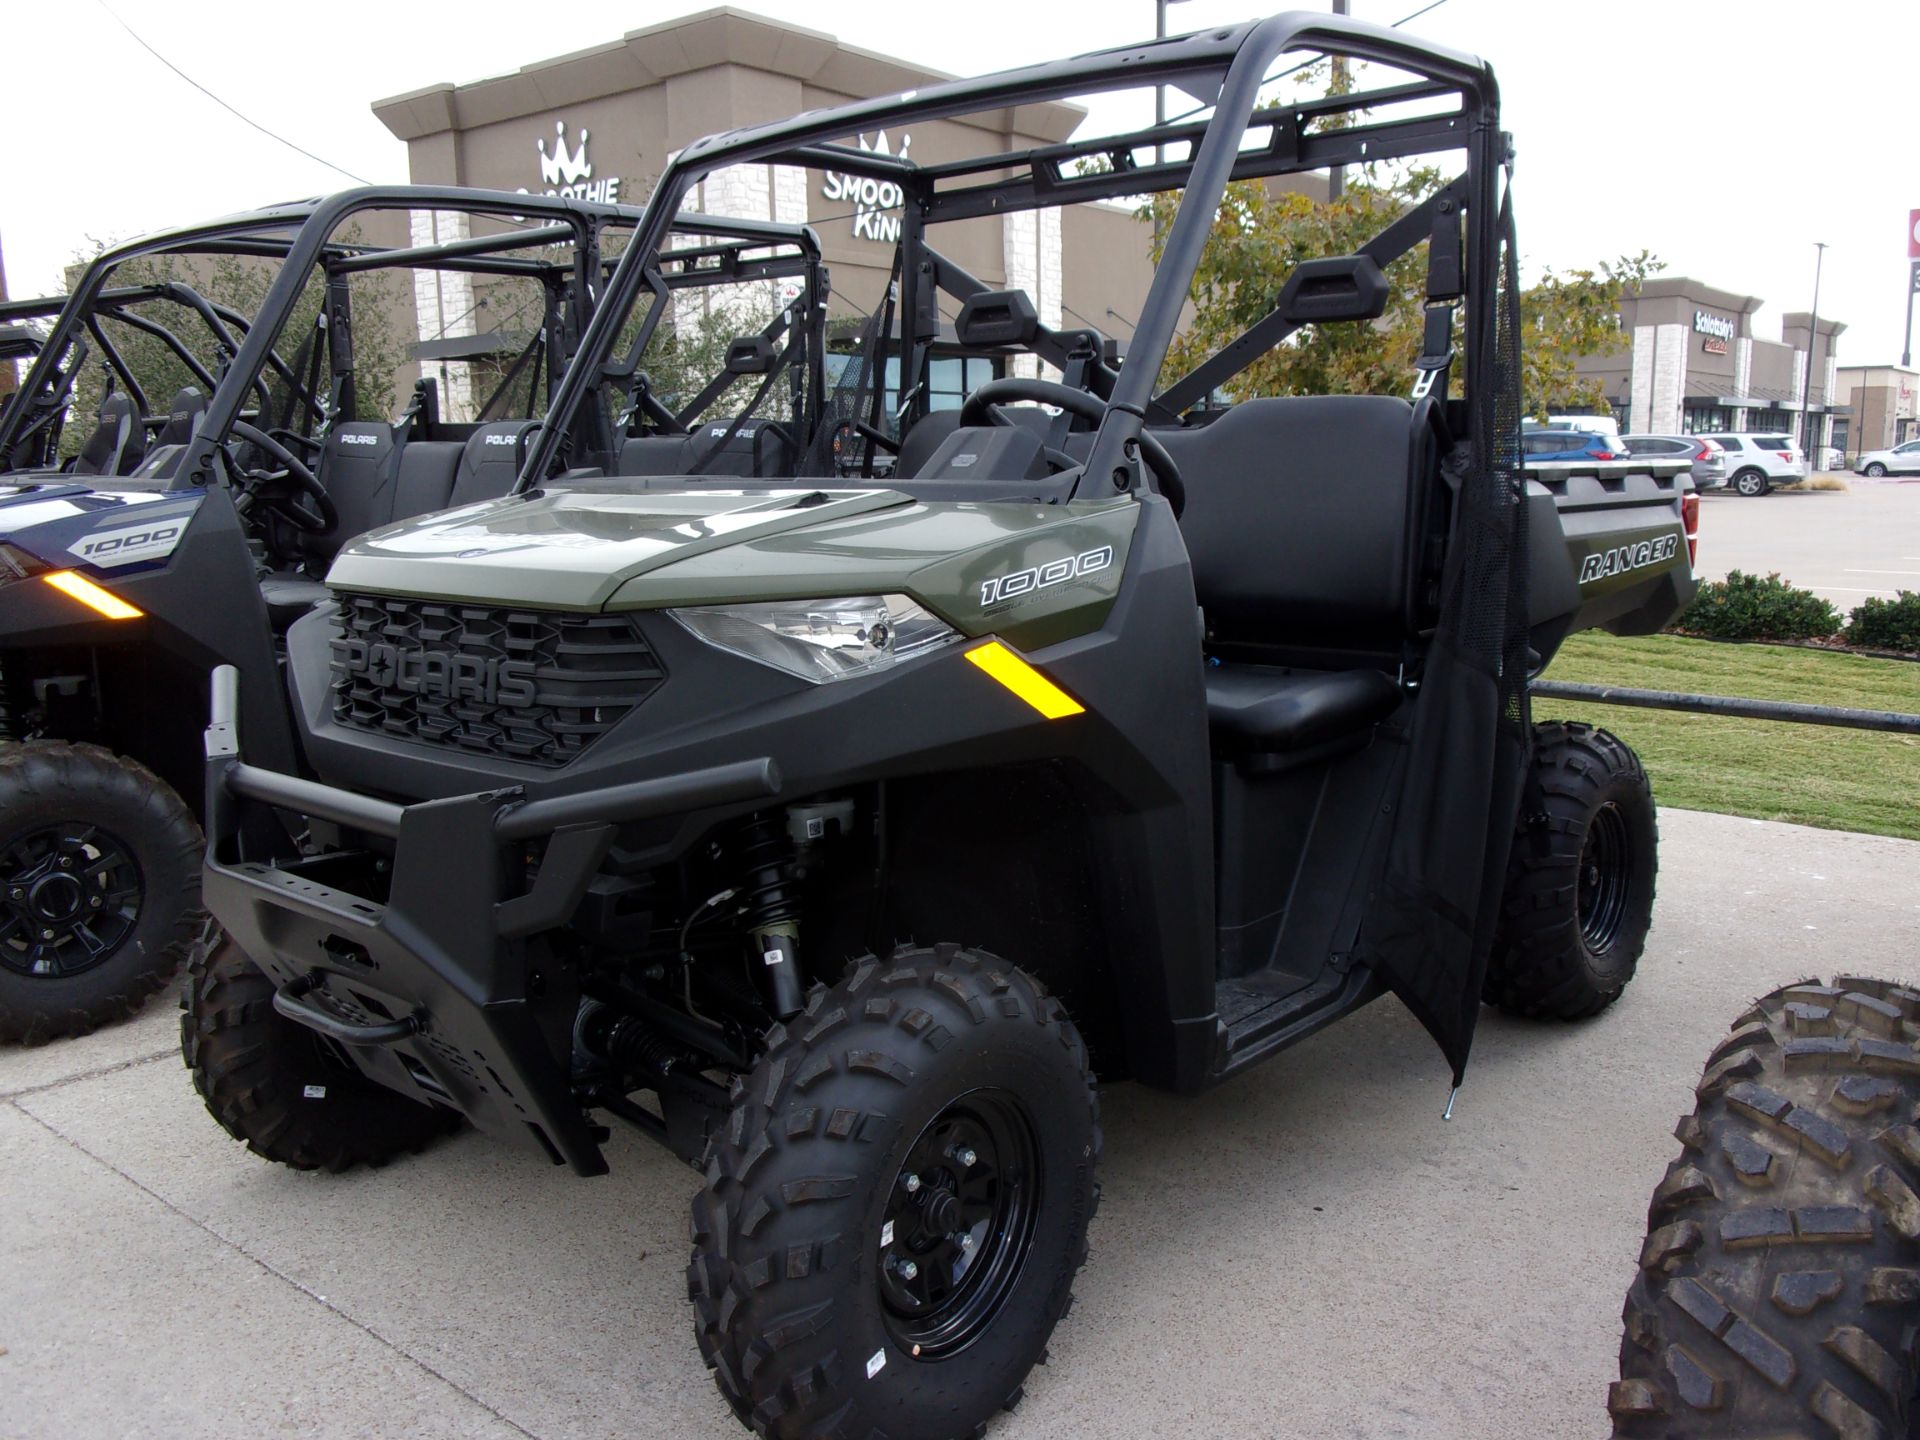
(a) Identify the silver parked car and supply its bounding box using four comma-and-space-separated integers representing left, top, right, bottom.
1621, 434, 1728, 491
1854, 438, 1920, 477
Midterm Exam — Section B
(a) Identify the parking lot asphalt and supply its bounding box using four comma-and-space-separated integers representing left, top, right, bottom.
3, 806, 1917, 1440
1698, 475, 1920, 607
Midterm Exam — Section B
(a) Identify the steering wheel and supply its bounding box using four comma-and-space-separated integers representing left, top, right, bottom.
958, 377, 1184, 516
227, 420, 337, 534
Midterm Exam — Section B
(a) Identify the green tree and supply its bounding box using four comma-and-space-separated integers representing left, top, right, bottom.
1147, 169, 1659, 418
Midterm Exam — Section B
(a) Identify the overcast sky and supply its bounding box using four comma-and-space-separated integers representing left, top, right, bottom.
5, 0, 1915, 363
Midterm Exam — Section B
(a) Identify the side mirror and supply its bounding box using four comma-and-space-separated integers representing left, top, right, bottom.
1276, 255, 1390, 324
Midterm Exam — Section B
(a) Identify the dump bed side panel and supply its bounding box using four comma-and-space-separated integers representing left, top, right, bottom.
1525, 458, 1695, 668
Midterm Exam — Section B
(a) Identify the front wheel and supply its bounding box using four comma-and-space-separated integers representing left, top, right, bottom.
689, 944, 1100, 1439
182, 936, 459, 1171
1733, 468, 1771, 497
0, 741, 205, 1044
1865, 462, 1888, 477
1485, 721, 1657, 1020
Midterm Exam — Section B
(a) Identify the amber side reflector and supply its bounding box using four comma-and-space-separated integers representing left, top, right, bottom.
42, 570, 144, 620
964, 641, 1085, 720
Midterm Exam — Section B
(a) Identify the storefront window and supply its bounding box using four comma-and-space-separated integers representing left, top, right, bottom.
1682, 405, 1732, 435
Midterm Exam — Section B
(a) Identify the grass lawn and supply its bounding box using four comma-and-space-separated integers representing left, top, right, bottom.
1539, 633, 1920, 841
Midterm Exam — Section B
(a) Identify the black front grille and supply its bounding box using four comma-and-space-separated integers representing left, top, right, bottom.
329, 595, 666, 766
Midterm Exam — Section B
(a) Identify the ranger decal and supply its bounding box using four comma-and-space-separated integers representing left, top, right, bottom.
1578, 533, 1678, 588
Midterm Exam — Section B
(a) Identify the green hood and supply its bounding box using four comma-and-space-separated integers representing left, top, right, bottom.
324, 483, 1141, 648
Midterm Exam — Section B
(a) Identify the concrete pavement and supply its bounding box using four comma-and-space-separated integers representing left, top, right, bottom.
1697, 477, 1920, 608
3, 807, 1917, 1440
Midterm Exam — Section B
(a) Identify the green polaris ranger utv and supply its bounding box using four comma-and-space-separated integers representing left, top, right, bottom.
188, 12, 1696, 1438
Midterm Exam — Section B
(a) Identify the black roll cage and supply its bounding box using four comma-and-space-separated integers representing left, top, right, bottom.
592, 215, 829, 443
0, 188, 640, 489
524, 8, 1502, 500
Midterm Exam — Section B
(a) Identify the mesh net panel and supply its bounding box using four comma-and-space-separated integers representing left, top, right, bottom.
805, 302, 888, 477
1352, 173, 1531, 1086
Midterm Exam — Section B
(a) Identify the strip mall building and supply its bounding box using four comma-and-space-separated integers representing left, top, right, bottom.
373, 6, 1852, 456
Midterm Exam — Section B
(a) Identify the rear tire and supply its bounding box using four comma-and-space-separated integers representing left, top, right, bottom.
1733, 468, 1770, 497
1484, 722, 1657, 1020
689, 943, 1100, 1439
181, 936, 458, 1172
0, 741, 205, 1044
1610, 977, 1920, 1437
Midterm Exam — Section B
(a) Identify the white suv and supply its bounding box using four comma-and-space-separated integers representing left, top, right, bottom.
1700, 433, 1805, 496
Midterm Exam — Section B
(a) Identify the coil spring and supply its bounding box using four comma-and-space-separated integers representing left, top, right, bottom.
731, 814, 802, 931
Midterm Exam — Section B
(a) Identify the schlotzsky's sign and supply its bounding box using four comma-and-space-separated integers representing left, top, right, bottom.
820, 132, 910, 243
519, 121, 622, 205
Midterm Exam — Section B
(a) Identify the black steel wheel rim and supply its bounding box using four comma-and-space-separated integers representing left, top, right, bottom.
878, 1088, 1041, 1360
0, 823, 143, 979
1578, 802, 1631, 955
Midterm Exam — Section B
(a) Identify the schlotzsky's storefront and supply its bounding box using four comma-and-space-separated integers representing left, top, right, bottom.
372, 8, 1173, 420
1572, 277, 1846, 453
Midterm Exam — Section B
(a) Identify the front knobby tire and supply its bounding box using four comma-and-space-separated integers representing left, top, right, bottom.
689, 943, 1101, 1440
181, 936, 458, 1172
0, 741, 205, 1044
1611, 977, 1920, 1438
1486, 722, 1658, 1020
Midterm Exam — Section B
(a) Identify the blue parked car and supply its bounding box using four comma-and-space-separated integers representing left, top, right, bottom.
1521, 428, 1631, 462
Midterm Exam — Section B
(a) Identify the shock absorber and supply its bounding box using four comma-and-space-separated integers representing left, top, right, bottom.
731, 814, 806, 1020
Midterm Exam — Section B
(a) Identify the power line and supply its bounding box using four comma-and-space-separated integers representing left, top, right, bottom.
93, 0, 371, 185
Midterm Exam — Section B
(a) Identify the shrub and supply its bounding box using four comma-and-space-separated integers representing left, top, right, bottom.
1844, 591, 1920, 652
1671, 570, 1840, 642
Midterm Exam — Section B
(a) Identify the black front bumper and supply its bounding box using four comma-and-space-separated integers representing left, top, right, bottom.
201, 666, 779, 1176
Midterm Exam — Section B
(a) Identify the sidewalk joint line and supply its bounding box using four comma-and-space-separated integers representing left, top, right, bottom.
9, 1103, 541, 1440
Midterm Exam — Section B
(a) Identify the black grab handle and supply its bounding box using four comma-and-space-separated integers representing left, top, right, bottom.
272, 974, 420, 1046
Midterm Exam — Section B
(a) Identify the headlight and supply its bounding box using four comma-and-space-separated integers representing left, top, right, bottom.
671, 594, 959, 683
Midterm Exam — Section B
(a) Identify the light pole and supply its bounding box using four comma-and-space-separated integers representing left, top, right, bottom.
1152, 0, 1196, 250
1798, 241, 1827, 470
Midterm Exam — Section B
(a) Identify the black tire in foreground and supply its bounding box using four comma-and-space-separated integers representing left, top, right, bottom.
0, 740, 205, 1044
1485, 721, 1657, 1020
690, 943, 1100, 1440
182, 935, 459, 1172
1611, 976, 1920, 1437
1733, 468, 1771, 497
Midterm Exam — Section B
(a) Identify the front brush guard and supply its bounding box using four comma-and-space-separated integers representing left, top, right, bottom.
200, 665, 779, 1176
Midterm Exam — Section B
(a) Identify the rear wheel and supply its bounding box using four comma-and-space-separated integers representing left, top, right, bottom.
1733, 468, 1770, 497
182, 936, 458, 1172
689, 943, 1100, 1439
0, 741, 205, 1044
1485, 722, 1657, 1020
1611, 977, 1920, 1437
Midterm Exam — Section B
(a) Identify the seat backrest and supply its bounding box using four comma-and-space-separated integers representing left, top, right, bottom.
1162, 395, 1422, 659
447, 421, 535, 508
685, 418, 796, 478
154, 386, 208, 448
900, 407, 1060, 480
71, 392, 146, 477
390, 441, 465, 522
310, 422, 402, 557
616, 434, 694, 477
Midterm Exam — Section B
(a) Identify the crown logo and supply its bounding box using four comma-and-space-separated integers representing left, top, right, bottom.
857, 130, 911, 163
538, 122, 593, 187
